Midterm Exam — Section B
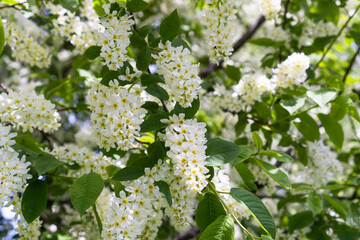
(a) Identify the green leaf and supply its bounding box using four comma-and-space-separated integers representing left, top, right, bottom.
171, 38, 191, 50
206, 138, 242, 167
172, 97, 200, 119
34, 153, 65, 175
225, 65, 241, 81
280, 98, 306, 115
145, 84, 169, 101
136, 46, 152, 71
254, 158, 291, 189
21, 180, 48, 223
261, 236, 273, 240
322, 194, 349, 219
60, 0, 79, 12
234, 163, 257, 191
0, 19, 4, 56
140, 112, 169, 132
318, 113, 344, 149
294, 113, 320, 142
258, 150, 294, 163
69, 173, 104, 216
333, 95, 360, 122
160, 9, 180, 42
126, 0, 148, 12
196, 192, 226, 232
111, 166, 145, 181
140, 74, 165, 86
249, 38, 284, 47
155, 180, 172, 206
130, 30, 147, 49
288, 210, 314, 233
230, 188, 276, 238
148, 141, 166, 164
105, 165, 121, 177
253, 132, 263, 152
92, 204, 103, 234
84, 46, 101, 60
199, 215, 234, 240
230, 145, 255, 166
307, 89, 337, 108
307, 192, 323, 216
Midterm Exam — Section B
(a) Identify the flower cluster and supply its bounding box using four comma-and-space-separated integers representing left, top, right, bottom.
257, 0, 281, 20
88, 80, 147, 151
212, 169, 251, 219
0, 124, 31, 206
203, 0, 237, 62
154, 41, 201, 107
0, 89, 61, 133
233, 73, 275, 105
97, 3, 134, 70
3, 16, 51, 68
272, 52, 310, 88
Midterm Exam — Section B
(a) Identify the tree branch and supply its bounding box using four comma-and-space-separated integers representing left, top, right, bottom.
198, 15, 266, 78
0, 2, 24, 10
0, 83, 9, 94
343, 47, 360, 83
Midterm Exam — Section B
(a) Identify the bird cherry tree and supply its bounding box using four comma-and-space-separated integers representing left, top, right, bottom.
0, 0, 360, 239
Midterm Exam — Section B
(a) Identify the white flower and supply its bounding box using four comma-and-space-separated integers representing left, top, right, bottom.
258, 0, 281, 20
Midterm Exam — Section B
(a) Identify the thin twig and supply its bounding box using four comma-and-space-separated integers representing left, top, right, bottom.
57, 107, 78, 112
343, 47, 360, 83
130, 12, 137, 31
0, 83, 9, 94
161, 100, 169, 112
0, 2, 25, 10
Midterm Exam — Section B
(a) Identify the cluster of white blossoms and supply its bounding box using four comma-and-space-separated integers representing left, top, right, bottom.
0, 89, 61, 133
203, 0, 237, 62
46, 0, 99, 54
204, 84, 242, 112
299, 20, 338, 46
212, 169, 251, 219
257, 0, 281, 20
272, 52, 310, 88
154, 41, 201, 107
297, 141, 343, 188
3, 17, 51, 68
162, 114, 209, 193
88, 80, 147, 151
0, 124, 31, 206
48, 144, 116, 179
233, 73, 275, 105
102, 161, 168, 239
97, 3, 134, 70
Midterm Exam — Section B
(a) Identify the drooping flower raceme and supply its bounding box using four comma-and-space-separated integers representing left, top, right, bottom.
272, 52, 310, 88
233, 73, 275, 105
97, 4, 134, 71
88, 80, 147, 151
0, 90, 61, 133
257, 0, 281, 20
154, 41, 201, 108
203, 0, 238, 62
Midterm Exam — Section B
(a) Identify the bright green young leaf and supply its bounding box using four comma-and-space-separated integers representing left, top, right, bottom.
84, 46, 101, 60
318, 113, 344, 149
230, 188, 276, 238
206, 138, 242, 166
69, 173, 104, 216
155, 180, 172, 206
234, 162, 258, 191
253, 132, 263, 152
60, 0, 79, 12
195, 192, 226, 232
280, 98, 306, 115
126, 0, 148, 12
0, 19, 4, 56
254, 158, 291, 189
111, 166, 145, 181
160, 9, 180, 42
199, 215, 234, 240
288, 210, 314, 233
307, 192, 323, 216
258, 150, 294, 163
307, 89, 337, 108
261, 236, 274, 240
34, 153, 65, 175
21, 180, 48, 223
136, 46, 152, 71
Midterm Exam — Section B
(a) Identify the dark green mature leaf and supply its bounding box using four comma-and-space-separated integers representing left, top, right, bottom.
171, 38, 191, 50
70, 173, 104, 216
230, 188, 276, 238
145, 84, 169, 101
84, 46, 101, 60
141, 74, 165, 86
34, 153, 65, 175
130, 30, 147, 49
277, 194, 306, 210
307, 89, 337, 108
253, 132, 263, 152
206, 138, 242, 166
105, 165, 121, 177
225, 65, 241, 81
160, 9, 180, 42
258, 150, 294, 163
196, 192, 226, 232
148, 141, 166, 164
172, 97, 200, 119
280, 98, 306, 115
230, 145, 254, 166
249, 38, 284, 47
140, 112, 169, 132
318, 113, 344, 149
21, 180, 48, 223
111, 166, 145, 181
307, 192, 323, 216
199, 215, 234, 240
322, 194, 349, 219
294, 113, 320, 142
126, 0, 148, 12
0, 20, 4, 55
332, 94, 360, 122
136, 46, 152, 71
234, 163, 257, 191
254, 159, 291, 189
155, 180, 172, 206
288, 211, 314, 233
60, 0, 79, 12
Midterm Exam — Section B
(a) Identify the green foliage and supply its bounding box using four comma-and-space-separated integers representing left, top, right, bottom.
307, 89, 337, 108
0, 20, 4, 56
126, 0, 148, 12
254, 158, 291, 189
21, 180, 48, 223
59, 0, 79, 12
155, 180, 172, 206
160, 9, 180, 42
199, 215, 235, 240
288, 210, 314, 233
84, 46, 101, 60
318, 113, 344, 149
34, 152, 65, 175
206, 138, 243, 166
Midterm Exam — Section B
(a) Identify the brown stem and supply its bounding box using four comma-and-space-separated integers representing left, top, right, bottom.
161, 100, 169, 113
0, 2, 24, 10
0, 83, 9, 94
130, 12, 137, 31
343, 47, 360, 83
